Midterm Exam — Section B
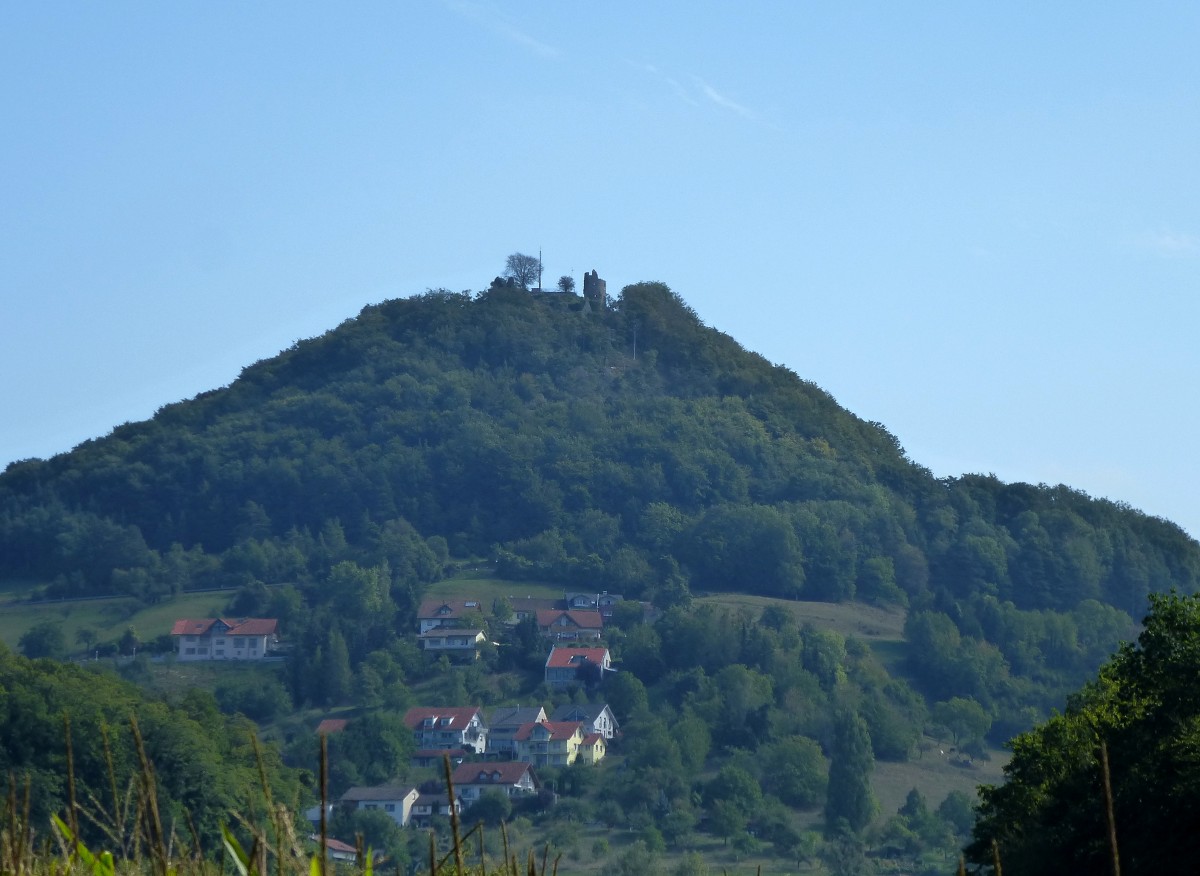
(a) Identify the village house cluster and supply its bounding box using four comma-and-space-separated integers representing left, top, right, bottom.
313, 701, 620, 830
175, 586, 646, 840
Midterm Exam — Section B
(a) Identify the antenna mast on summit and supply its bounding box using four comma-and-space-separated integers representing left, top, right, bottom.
538, 247, 543, 291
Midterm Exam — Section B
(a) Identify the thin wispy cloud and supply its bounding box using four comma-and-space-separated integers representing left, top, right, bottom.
627, 60, 756, 118
694, 77, 756, 120
444, 0, 560, 59
1133, 229, 1200, 257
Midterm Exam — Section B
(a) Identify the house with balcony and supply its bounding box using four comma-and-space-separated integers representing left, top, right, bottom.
549, 703, 619, 741
403, 707, 487, 754
512, 721, 585, 768
170, 618, 278, 661
535, 609, 603, 641
417, 599, 484, 634
544, 647, 611, 689
486, 706, 548, 757
418, 628, 486, 661
451, 762, 541, 803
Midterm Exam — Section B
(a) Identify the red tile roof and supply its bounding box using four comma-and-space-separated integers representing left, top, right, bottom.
316, 719, 349, 735
417, 599, 483, 619
451, 761, 537, 786
170, 618, 278, 636
544, 647, 610, 669
535, 609, 603, 630
582, 733, 604, 746
513, 721, 584, 742
402, 706, 483, 730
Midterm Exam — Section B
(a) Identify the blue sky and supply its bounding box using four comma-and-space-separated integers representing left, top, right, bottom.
3, 3, 1198, 538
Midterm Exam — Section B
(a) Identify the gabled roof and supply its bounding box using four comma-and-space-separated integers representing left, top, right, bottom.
544, 647, 610, 669
417, 598, 483, 619
321, 837, 358, 855
315, 718, 349, 735
506, 596, 561, 613
513, 721, 584, 742
403, 706, 483, 730
581, 733, 604, 746
415, 791, 457, 806
340, 785, 418, 803
535, 609, 603, 630
171, 618, 278, 636
451, 761, 539, 787
549, 703, 615, 725
418, 628, 484, 640
489, 706, 547, 729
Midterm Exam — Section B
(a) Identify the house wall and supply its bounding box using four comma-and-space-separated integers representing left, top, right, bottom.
176, 633, 270, 661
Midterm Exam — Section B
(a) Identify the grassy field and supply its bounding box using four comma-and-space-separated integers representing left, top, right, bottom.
698, 592, 906, 641
426, 570, 565, 605
0, 589, 234, 653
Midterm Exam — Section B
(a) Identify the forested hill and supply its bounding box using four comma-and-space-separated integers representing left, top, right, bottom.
2, 281, 1197, 631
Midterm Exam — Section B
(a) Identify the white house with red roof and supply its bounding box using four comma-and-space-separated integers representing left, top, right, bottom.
417, 598, 484, 633
451, 761, 540, 803
544, 646, 611, 689
535, 609, 604, 641
418, 628, 486, 660
170, 618, 278, 661
403, 706, 487, 754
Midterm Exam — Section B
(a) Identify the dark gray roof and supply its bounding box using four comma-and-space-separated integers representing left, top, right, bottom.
489, 706, 546, 728
340, 786, 417, 802
549, 703, 616, 725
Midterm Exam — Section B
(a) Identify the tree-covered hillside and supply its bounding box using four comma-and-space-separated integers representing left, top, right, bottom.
1, 280, 1198, 726
0, 643, 300, 850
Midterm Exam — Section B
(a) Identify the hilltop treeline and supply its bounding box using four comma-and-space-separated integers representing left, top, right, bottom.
1, 282, 1198, 726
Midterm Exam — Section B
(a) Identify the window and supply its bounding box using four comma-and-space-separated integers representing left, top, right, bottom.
185, 648, 195, 655
234, 637, 245, 648
384, 804, 395, 812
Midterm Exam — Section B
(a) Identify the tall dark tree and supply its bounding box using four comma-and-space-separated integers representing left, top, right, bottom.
825, 710, 876, 834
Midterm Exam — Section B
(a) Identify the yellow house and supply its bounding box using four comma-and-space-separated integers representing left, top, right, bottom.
513, 721, 585, 767
578, 732, 606, 765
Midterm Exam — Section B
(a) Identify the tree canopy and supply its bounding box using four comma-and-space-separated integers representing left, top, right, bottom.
969, 591, 1200, 875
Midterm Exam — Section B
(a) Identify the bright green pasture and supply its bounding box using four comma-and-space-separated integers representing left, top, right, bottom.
425, 570, 563, 608
0, 589, 234, 654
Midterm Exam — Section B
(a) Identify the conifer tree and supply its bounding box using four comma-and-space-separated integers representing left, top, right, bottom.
825, 710, 877, 834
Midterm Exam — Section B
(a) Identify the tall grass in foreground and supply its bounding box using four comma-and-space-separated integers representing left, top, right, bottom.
16, 713, 1129, 876
0, 716, 567, 876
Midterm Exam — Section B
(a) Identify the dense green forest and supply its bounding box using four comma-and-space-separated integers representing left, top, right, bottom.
0, 643, 300, 850
2, 278, 1199, 872
3, 282, 1195, 716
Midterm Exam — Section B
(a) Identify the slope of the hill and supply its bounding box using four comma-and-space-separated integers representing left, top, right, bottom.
1, 281, 1198, 722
